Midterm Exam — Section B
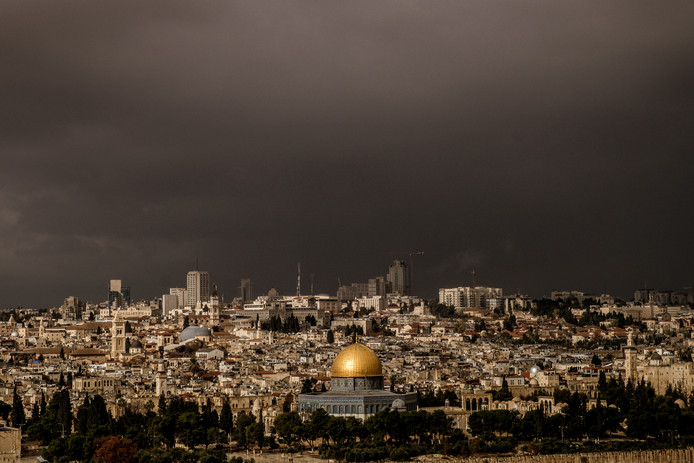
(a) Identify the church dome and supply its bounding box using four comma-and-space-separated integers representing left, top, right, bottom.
331, 343, 382, 378
179, 325, 211, 342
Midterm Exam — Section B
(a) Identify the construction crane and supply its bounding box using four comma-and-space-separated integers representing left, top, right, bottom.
386, 250, 424, 296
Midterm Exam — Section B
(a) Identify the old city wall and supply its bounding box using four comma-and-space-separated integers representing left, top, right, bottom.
415, 448, 694, 463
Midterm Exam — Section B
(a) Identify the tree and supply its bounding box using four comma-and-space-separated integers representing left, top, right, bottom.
94, 436, 137, 463
494, 377, 513, 402
327, 329, 335, 344
59, 347, 65, 360
246, 422, 265, 449
598, 370, 607, 392
28, 389, 72, 444
301, 378, 317, 393
183, 316, 190, 329
158, 395, 167, 416
87, 395, 111, 429
176, 412, 206, 449
220, 401, 233, 436
300, 409, 327, 447
10, 386, 25, 427
274, 411, 303, 447
125, 337, 131, 353
124, 321, 132, 333
234, 413, 254, 448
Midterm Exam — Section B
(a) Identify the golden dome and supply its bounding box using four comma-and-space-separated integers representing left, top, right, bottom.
331, 343, 382, 378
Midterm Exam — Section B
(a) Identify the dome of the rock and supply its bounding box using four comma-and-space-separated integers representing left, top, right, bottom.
331, 343, 382, 378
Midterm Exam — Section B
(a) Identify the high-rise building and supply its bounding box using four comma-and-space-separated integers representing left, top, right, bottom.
162, 294, 178, 317
368, 276, 389, 297
239, 278, 255, 302
108, 279, 131, 310
186, 271, 210, 307
387, 260, 409, 295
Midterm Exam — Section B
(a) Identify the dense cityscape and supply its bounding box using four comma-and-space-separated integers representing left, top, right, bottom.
3, 1, 693, 462
0, 260, 693, 462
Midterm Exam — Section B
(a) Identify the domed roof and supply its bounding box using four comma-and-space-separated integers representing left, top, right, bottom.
179, 325, 212, 342
391, 399, 406, 410
130, 338, 143, 348
331, 343, 382, 378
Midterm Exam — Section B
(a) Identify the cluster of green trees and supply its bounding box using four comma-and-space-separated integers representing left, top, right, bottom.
531, 298, 644, 330
24, 389, 264, 463
274, 408, 468, 462
300, 378, 327, 394
260, 315, 301, 333
416, 388, 461, 407
344, 324, 364, 336
466, 376, 694, 455
427, 301, 456, 318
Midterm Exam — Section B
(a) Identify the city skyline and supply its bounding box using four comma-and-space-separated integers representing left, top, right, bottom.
1, 2, 693, 307
0, 262, 689, 309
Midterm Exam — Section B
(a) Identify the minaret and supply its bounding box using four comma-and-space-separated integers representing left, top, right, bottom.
155, 360, 168, 396
111, 310, 126, 358
624, 331, 637, 382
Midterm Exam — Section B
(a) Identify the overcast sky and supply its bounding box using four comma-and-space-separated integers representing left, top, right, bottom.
1, 1, 693, 307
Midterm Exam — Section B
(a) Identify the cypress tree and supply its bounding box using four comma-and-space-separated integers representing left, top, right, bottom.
220, 400, 233, 435
158, 394, 167, 416
10, 386, 25, 427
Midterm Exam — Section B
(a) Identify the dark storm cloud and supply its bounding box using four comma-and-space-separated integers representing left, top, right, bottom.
1, 1, 693, 306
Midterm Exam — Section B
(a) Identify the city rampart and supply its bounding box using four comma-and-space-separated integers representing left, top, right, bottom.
415, 448, 694, 463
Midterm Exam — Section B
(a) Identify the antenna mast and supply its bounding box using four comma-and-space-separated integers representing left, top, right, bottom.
296, 262, 301, 297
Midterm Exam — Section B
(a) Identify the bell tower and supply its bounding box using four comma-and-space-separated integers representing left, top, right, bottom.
624, 331, 637, 382
156, 360, 168, 396
111, 310, 126, 358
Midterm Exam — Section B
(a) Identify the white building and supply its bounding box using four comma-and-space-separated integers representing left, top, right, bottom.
355, 295, 385, 311
439, 286, 503, 310
169, 288, 187, 309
